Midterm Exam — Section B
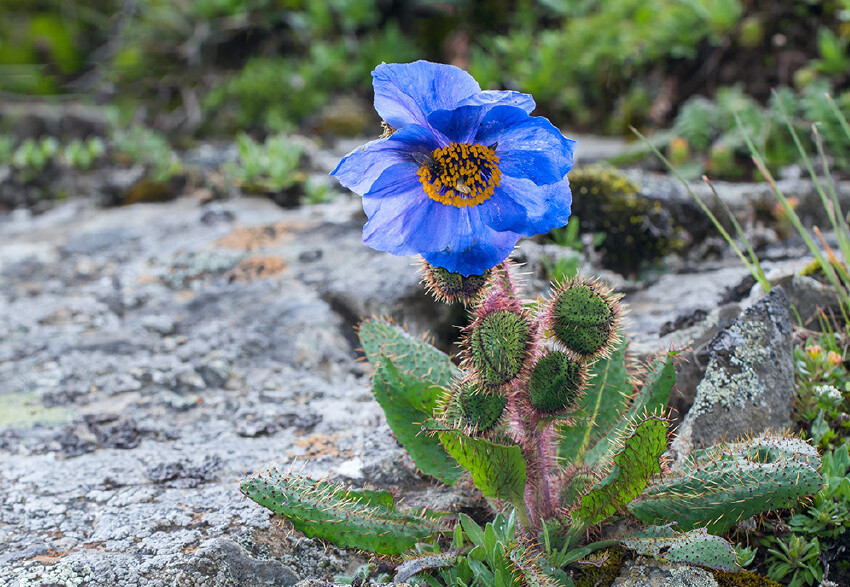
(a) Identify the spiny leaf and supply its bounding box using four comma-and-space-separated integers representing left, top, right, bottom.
359, 318, 459, 388
240, 470, 449, 555
395, 549, 465, 583
508, 541, 566, 587
620, 525, 741, 572
557, 339, 631, 465
582, 350, 677, 465
373, 357, 463, 484
439, 430, 526, 506
575, 416, 667, 527
629, 434, 822, 534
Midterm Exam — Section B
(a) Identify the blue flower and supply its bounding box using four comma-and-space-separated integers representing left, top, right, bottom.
332, 60, 575, 276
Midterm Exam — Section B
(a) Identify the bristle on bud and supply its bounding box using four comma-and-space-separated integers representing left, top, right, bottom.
546, 277, 622, 361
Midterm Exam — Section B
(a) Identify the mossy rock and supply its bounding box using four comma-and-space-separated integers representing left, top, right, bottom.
565, 165, 683, 275
573, 545, 628, 587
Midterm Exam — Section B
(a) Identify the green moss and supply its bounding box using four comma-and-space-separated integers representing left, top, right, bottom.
712, 569, 781, 587
573, 545, 628, 587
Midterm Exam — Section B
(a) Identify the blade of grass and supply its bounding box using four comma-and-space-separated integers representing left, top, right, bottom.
630, 126, 770, 292
736, 110, 850, 323
825, 94, 850, 142
750, 155, 850, 325
771, 92, 847, 254
702, 176, 764, 278
812, 125, 850, 265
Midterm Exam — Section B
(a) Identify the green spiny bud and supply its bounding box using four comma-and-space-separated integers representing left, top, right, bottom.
421, 260, 491, 305
549, 277, 621, 361
458, 381, 508, 433
469, 309, 532, 387
528, 351, 587, 414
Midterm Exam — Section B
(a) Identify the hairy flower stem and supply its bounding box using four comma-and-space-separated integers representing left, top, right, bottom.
523, 418, 559, 528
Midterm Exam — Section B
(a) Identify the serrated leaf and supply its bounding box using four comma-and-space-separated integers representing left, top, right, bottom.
557, 340, 630, 465
241, 471, 448, 555
396, 549, 465, 583
439, 430, 526, 506
621, 525, 741, 572
359, 319, 459, 388
373, 357, 463, 484
576, 416, 667, 526
630, 435, 822, 534
582, 351, 677, 465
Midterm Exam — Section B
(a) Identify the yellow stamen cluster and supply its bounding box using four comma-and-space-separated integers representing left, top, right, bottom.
417, 142, 501, 208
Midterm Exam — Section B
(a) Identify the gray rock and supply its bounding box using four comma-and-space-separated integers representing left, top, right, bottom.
673, 287, 794, 457
180, 538, 299, 586
768, 272, 842, 328
611, 558, 718, 587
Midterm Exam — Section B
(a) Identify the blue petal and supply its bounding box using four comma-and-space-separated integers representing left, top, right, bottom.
372, 61, 481, 129
475, 106, 575, 186
495, 174, 572, 237
475, 189, 529, 233
331, 125, 438, 195
363, 192, 458, 256
456, 90, 536, 113
423, 222, 520, 276
426, 105, 488, 145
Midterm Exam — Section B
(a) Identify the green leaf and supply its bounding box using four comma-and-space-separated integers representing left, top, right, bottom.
576, 416, 667, 526
373, 357, 463, 484
582, 351, 677, 465
395, 549, 465, 583
439, 430, 527, 506
459, 513, 486, 547
557, 339, 631, 465
241, 470, 449, 555
359, 319, 460, 388
630, 435, 822, 534
621, 525, 741, 572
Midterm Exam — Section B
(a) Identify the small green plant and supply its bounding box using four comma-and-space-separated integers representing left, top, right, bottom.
10, 137, 59, 181
224, 132, 305, 194
765, 535, 822, 587
0, 134, 14, 163
111, 125, 182, 183
60, 137, 106, 171
665, 83, 850, 177
794, 337, 850, 449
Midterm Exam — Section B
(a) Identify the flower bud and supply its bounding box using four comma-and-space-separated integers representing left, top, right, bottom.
421, 261, 491, 305
468, 306, 532, 388
456, 380, 508, 434
528, 351, 587, 414
548, 277, 621, 361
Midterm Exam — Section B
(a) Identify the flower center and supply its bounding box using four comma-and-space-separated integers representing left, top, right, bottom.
416, 142, 501, 208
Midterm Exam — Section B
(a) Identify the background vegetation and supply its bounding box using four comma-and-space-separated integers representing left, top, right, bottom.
2, 1, 848, 142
